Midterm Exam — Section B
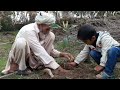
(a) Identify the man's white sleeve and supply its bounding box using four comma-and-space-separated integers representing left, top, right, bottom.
25, 31, 55, 65
50, 45, 61, 58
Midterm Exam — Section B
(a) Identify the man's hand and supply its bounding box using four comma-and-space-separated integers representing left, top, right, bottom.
60, 52, 75, 61
94, 65, 104, 72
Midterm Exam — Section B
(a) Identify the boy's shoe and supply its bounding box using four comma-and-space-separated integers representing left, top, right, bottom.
16, 69, 32, 76
96, 71, 114, 79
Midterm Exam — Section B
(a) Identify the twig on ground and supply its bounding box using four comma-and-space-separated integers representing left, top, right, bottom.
0, 71, 17, 79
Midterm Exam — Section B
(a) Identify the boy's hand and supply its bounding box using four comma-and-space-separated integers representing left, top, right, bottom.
94, 65, 104, 72
68, 62, 78, 67
60, 52, 75, 61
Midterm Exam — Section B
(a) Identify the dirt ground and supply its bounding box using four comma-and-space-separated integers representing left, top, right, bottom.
51, 17, 120, 79
1, 16, 120, 79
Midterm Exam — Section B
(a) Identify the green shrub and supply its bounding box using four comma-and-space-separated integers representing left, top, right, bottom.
0, 16, 15, 31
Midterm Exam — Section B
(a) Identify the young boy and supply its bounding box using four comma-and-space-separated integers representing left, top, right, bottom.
68, 24, 120, 79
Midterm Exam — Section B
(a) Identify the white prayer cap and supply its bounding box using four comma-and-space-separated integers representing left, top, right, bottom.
35, 11, 56, 25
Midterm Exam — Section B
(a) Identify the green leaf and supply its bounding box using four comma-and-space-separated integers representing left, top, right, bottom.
62, 38, 69, 48
51, 24, 62, 29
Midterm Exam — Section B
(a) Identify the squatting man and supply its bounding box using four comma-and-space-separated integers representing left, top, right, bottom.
1, 11, 74, 76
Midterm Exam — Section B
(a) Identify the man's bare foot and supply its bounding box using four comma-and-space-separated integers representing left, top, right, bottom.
7, 63, 19, 74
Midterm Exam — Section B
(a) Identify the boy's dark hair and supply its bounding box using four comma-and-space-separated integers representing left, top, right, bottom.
77, 24, 97, 40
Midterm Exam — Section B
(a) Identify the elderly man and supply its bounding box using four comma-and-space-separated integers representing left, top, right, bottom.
2, 11, 74, 75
